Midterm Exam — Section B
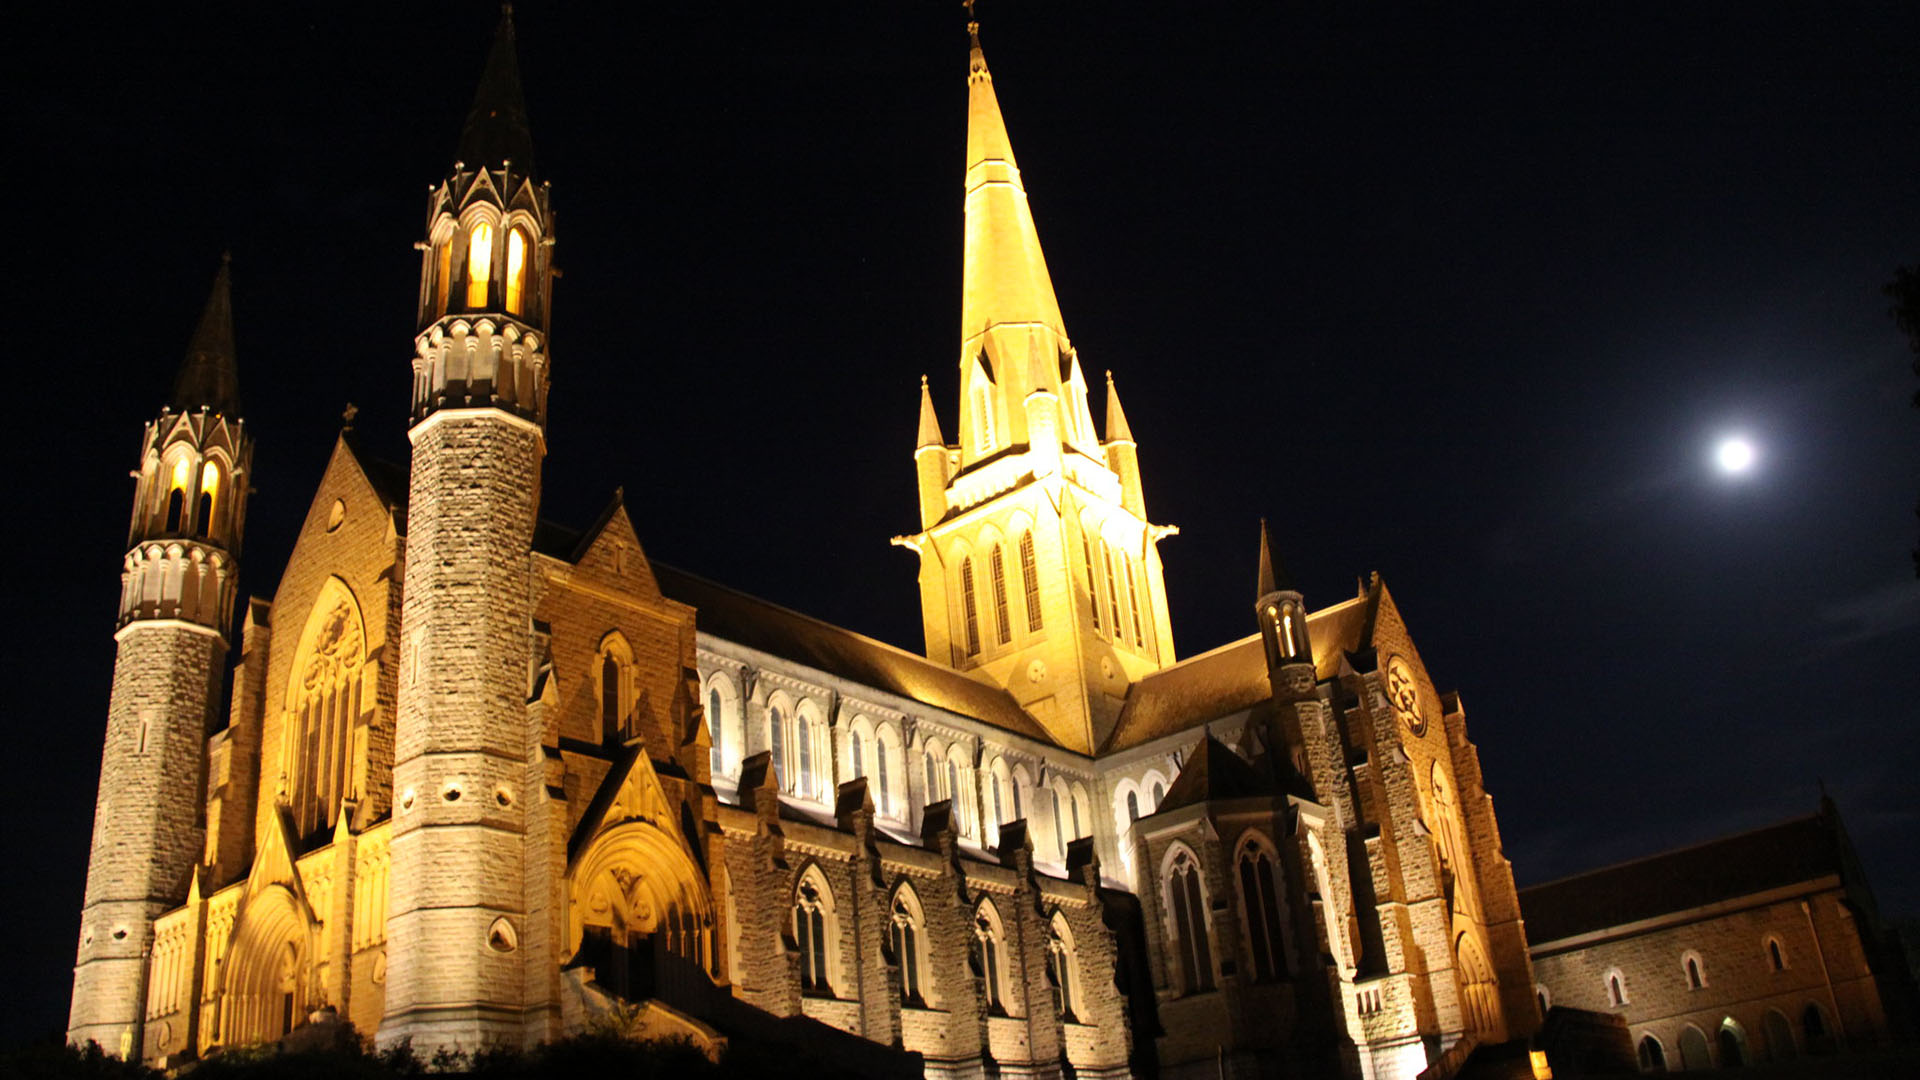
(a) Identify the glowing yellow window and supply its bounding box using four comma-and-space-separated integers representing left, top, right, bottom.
505, 228, 528, 314
200, 460, 221, 524
466, 222, 494, 308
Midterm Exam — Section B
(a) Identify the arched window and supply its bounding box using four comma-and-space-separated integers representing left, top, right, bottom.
1151, 779, 1166, 809
1125, 554, 1145, 646
600, 654, 622, 742
1047, 912, 1078, 1020
974, 382, 995, 453
1082, 531, 1101, 631
1762, 1009, 1796, 1063
1165, 846, 1214, 994
283, 578, 368, 838
960, 557, 981, 656
707, 686, 725, 774
705, 674, 743, 783
990, 544, 1012, 645
466, 221, 494, 308
197, 460, 221, 538
1101, 542, 1123, 645
1637, 1034, 1667, 1072
849, 722, 867, 781
165, 455, 191, 533
1606, 969, 1628, 1007
1537, 985, 1551, 1016
1126, 791, 1139, 823
794, 869, 835, 996
874, 723, 899, 815
1766, 936, 1788, 971
1718, 1019, 1748, 1067
1683, 951, 1706, 990
1020, 532, 1042, 631
924, 746, 943, 806
974, 901, 1007, 1013
1236, 836, 1290, 982
797, 710, 817, 798
1803, 1002, 1836, 1054
769, 703, 787, 791
1678, 1026, 1712, 1071
890, 886, 928, 1006
505, 226, 529, 314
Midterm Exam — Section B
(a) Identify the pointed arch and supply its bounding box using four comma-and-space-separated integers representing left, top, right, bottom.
873, 720, 904, 817
972, 896, 1009, 1013
1455, 931, 1499, 1036
504, 225, 530, 314
792, 861, 840, 996
1161, 842, 1215, 995
281, 577, 370, 838
1233, 829, 1294, 982
597, 630, 635, 745
1046, 909, 1080, 1020
465, 219, 495, 308
219, 884, 315, 1046
568, 817, 715, 998
704, 671, 743, 783
889, 880, 931, 1006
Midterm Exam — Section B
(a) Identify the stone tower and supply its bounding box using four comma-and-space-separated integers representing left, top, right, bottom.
380, 8, 556, 1054
70, 258, 252, 1057
898, 22, 1178, 755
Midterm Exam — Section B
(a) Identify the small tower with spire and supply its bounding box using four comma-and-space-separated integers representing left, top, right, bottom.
895, 14, 1177, 755
1254, 520, 1318, 786
70, 258, 253, 1058
382, 6, 555, 1055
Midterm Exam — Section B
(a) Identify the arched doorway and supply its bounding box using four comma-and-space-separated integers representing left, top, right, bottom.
219, 885, 313, 1047
568, 819, 714, 1008
1454, 931, 1499, 1037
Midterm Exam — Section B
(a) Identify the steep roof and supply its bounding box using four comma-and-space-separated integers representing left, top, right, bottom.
1156, 734, 1270, 815
456, 6, 535, 173
171, 256, 242, 417
1100, 595, 1369, 754
652, 562, 1060, 748
1519, 812, 1843, 944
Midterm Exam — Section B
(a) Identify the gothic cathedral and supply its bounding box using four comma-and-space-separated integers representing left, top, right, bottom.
69, 13, 1538, 1079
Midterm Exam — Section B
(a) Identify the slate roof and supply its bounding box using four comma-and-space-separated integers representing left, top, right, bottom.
1156, 734, 1272, 814
652, 562, 1061, 748
1519, 812, 1843, 944
1100, 595, 1369, 754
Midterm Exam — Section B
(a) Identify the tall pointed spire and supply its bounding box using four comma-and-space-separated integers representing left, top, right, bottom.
1104, 370, 1134, 443
1256, 519, 1294, 598
917, 375, 946, 449
961, 16, 1066, 348
171, 254, 242, 417
456, 5, 535, 174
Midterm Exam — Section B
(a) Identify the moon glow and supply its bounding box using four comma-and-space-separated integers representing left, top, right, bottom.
1715, 436, 1756, 474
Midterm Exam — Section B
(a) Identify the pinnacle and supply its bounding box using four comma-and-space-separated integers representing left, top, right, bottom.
1104, 370, 1134, 443
1256, 519, 1295, 598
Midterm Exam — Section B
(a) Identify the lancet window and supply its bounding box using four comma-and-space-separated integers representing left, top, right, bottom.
466, 221, 494, 308
283, 581, 367, 838
891, 887, 928, 1005
1047, 913, 1078, 1020
961, 556, 981, 656
1236, 836, 1290, 982
505, 226, 529, 314
991, 544, 1011, 645
794, 871, 835, 995
1166, 847, 1214, 995
1019, 532, 1042, 631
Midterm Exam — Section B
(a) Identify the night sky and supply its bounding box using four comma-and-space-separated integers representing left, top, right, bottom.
8, 2, 1917, 1047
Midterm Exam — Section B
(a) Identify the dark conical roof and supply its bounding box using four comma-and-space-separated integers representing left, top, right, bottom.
1256, 519, 1294, 597
171, 256, 242, 417
456, 6, 535, 174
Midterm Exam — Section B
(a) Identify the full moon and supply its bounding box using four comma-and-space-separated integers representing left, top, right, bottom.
1715, 436, 1756, 474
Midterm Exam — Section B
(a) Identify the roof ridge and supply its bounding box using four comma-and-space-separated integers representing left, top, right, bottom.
1142, 594, 1368, 675
1519, 812, 1826, 893
651, 560, 967, 673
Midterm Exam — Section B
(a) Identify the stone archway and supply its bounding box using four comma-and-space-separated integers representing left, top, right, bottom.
219, 884, 313, 1047
567, 819, 714, 1007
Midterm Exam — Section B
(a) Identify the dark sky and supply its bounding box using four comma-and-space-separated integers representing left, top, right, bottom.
8, 1, 1917, 1047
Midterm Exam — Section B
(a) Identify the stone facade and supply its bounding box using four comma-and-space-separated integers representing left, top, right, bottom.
1524, 805, 1911, 1072
69, 13, 1545, 1079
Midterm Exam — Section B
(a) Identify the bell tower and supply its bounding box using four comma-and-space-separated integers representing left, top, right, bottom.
70, 258, 252, 1057
896, 20, 1176, 755
381, 6, 556, 1054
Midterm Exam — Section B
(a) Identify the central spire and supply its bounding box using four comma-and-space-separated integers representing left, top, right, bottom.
961, 19, 1066, 350
171, 254, 242, 417
456, 5, 535, 174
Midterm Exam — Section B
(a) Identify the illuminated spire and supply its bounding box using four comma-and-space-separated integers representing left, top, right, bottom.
1104, 370, 1134, 443
917, 374, 946, 449
456, 4, 535, 174
961, 15, 1066, 350
171, 254, 242, 417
